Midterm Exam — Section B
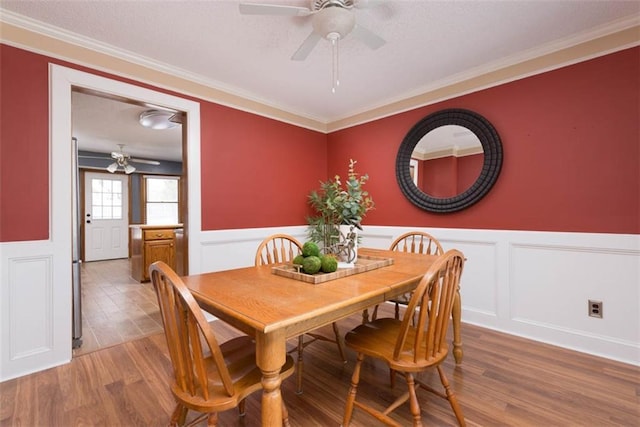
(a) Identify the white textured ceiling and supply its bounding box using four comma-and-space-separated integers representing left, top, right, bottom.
72, 91, 183, 162
1, 0, 638, 161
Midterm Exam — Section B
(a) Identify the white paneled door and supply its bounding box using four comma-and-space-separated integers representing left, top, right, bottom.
84, 172, 129, 261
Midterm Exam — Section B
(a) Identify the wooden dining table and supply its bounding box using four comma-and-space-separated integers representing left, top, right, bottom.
182, 247, 441, 426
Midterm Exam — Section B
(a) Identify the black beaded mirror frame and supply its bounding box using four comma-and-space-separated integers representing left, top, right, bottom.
396, 108, 503, 213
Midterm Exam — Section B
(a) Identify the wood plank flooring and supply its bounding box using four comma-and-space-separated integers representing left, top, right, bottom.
2, 304, 638, 426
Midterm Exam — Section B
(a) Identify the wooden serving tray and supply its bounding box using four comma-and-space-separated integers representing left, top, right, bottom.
271, 254, 394, 284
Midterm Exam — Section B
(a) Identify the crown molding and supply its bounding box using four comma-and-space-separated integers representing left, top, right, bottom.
1, 8, 638, 134
0, 9, 329, 133
328, 15, 640, 132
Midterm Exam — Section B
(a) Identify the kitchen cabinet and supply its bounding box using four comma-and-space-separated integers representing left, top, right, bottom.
130, 224, 183, 282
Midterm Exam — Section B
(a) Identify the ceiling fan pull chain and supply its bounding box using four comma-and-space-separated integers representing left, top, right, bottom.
331, 34, 340, 93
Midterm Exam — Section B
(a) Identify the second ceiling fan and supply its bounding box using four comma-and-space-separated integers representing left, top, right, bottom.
79, 144, 160, 175
240, 0, 386, 91
107, 144, 160, 174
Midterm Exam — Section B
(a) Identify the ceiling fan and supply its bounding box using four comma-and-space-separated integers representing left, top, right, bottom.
79, 144, 160, 174
240, 0, 386, 92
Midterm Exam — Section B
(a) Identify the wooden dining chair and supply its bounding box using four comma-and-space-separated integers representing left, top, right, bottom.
255, 234, 347, 394
342, 250, 466, 427
254, 233, 305, 266
365, 231, 444, 323
149, 261, 295, 427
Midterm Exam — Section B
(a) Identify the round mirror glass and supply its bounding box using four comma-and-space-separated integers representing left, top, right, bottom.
396, 109, 502, 213
411, 125, 484, 198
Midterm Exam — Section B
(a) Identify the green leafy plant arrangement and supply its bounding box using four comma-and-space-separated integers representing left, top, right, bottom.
307, 159, 374, 247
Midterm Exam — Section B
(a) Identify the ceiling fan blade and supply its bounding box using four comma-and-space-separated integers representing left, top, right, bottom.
78, 154, 110, 160
130, 158, 161, 166
354, 0, 385, 9
81, 151, 159, 166
239, 3, 312, 16
291, 31, 322, 61
351, 24, 386, 50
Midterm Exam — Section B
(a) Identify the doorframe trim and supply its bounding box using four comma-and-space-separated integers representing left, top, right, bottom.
51, 64, 202, 272
50, 65, 202, 360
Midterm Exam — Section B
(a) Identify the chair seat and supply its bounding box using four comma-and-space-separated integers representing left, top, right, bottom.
342, 250, 466, 427
172, 336, 294, 412
345, 318, 448, 372
150, 261, 295, 426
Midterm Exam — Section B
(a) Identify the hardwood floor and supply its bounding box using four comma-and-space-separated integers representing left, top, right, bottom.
74, 259, 162, 357
2, 303, 638, 426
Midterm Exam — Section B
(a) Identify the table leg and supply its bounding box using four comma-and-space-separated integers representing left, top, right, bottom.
452, 289, 463, 364
256, 329, 286, 427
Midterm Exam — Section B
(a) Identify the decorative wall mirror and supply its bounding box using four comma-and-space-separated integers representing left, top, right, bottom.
396, 109, 503, 213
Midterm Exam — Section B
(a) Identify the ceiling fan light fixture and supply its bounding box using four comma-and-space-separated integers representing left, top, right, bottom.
311, 7, 355, 94
240, 0, 384, 93
312, 6, 355, 39
139, 110, 178, 130
108, 144, 137, 174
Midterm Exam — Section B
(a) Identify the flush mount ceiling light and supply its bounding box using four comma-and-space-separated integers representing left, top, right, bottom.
139, 109, 178, 130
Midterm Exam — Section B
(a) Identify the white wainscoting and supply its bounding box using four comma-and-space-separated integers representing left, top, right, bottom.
1, 240, 72, 381
198, 225, 639, 366
2, 225, 636, 381
198, 227, 309, 272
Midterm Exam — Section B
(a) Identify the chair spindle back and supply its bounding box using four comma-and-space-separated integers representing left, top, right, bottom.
150, 261, 235, 400
390, 231, 444, 256
393, 250, 465, 363
255, 234, 303, 266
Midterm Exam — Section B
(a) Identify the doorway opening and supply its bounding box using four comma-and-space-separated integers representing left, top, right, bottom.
15, 63, 202, 377
71, 87, 188, 356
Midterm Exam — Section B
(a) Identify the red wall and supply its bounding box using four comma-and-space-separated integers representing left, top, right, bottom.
1, 46, 50, 241
423, 156, 457, 198
1, 45, 638, 242
199, 102, 326, 229
328, 47, 639, 234
457, 154, 484, 194
420, 154, 483, 198
0, 44, 326, 241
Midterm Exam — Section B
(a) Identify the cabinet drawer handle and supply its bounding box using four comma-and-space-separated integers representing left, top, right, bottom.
156, 233, 163, 237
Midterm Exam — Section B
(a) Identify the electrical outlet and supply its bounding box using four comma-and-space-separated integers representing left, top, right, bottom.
588, 300, 603, 318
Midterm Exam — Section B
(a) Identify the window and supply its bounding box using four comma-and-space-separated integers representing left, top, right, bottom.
144, 176, 180, 224
92, 178, 123, 219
